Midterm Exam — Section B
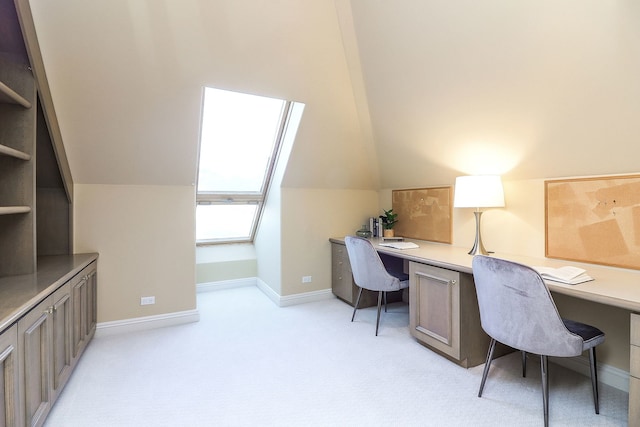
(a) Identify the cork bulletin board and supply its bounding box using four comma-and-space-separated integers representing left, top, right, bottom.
391, 187, 452, 244
545, 174, 640, 270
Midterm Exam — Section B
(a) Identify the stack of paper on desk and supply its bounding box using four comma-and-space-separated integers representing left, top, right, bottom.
533, 265, 593, 285
378, 241, 419, 250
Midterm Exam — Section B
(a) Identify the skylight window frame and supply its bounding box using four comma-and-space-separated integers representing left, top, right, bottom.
195, 90, 292, 245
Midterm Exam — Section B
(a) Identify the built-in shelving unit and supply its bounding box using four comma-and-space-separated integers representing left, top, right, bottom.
0, 1, 93, 425
0, 80, 31, 108
1, 0, 71, 275
0, 142, 31, 160
0, 206, 31, 215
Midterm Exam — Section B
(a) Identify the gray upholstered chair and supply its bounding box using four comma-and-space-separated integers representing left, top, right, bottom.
344, 236, 409, 336
472, 255, 605, 427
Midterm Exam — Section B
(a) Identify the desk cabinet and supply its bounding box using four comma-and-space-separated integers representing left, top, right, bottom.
409, 261, 493, 368
630, 313, 640, 426
330, 242, 378, 308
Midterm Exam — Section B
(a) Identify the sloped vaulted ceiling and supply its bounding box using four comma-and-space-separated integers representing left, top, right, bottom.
27, 0, 378, 190
348, 0, 640, 187
26, 0, 640, 190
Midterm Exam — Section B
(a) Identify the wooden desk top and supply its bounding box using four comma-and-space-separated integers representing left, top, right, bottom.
330, 237, 640, 313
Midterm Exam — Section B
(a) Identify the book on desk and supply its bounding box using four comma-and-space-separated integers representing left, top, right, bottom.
533, 265, 593, 285
379, 241, 419, 250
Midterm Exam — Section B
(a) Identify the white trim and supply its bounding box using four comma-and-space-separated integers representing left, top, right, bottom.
279, 289, 335, 307
256, 277, 281, 306
197, 277, 256, 293
96, 309, 200, 337
198, 277, 335, 307
551, 354, 629, 392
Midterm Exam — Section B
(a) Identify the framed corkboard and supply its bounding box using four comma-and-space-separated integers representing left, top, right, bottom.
545, 174, 640, 270
392, 187, 452, 243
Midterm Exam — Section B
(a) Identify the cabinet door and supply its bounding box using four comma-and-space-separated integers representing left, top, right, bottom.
85, 268, 97, 341
71, 263, 97, 362
409, 262, 460, 360
71, 273, 87, 360
0, 325, 21, 427
18, 297, 52, 427
51, 283, 72, 401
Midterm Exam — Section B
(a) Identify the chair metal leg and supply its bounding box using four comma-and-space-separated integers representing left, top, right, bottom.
541, 355, 549, 427
522, 351, 527, 377
589, 347, 600, 414
351, 287, 363, 322
478, 338, 497, 397
375, 291, 383, 336
384, 291, 388, 312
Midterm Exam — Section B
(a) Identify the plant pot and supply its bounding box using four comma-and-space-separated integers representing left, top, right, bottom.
383, 229, 394, 238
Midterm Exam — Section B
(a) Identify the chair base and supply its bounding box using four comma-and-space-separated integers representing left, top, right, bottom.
478, 339, 600, 426
351, 287, 389, 336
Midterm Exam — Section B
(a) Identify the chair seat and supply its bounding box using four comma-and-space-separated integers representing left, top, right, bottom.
388, 270, 409, 287
563, 319, 606, 350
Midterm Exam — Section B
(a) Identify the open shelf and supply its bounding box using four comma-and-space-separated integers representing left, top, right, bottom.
0, 80, 32, 108
0, 143, 31, 160
0, 206, 31, 215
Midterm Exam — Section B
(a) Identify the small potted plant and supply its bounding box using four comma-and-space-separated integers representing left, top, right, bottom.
379, 209, 398, 237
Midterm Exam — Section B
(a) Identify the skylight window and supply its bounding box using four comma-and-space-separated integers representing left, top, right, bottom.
196, 87, 290, 244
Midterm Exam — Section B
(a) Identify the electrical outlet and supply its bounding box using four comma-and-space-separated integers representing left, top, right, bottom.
140, 296, 155, 305
302, 276, 312, 283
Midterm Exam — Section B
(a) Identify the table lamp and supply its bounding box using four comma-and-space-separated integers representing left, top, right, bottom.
453, 175, 505, 255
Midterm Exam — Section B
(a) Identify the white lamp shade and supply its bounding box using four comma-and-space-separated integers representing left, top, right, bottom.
454, 175, 505, 208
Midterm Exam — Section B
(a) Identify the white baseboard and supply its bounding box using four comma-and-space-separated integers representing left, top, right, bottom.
255, 277, 334, 307
96, 309, 200, 337
551, 354, 629, 393
279, 289, 335, 306
197, 277, 257, 293
200, 277, 335, 307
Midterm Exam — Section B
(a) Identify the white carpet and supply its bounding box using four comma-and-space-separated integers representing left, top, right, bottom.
44, 286, 628, 426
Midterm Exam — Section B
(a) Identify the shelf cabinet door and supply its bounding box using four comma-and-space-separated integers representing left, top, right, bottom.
18, 297, 52, 427
71, 262, 98, 363
0, 325, 21, 427
409, 261, 461, 360
51, 283, 72, 402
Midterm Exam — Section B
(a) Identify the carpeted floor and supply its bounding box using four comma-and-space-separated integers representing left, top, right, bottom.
44, 286, 629, 426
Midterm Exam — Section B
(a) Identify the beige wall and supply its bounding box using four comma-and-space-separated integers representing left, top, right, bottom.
280, 188, 379, 296
196, 244, 256, 284
73, 184, 196, 323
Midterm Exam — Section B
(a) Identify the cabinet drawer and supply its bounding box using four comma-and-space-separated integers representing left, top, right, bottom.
632, 344, 640, 378
632, 313, 640, 346
630, 376, 640, 427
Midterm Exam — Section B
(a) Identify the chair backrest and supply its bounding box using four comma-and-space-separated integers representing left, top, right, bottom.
472, 255, 583, 357
344, 236, 402, 292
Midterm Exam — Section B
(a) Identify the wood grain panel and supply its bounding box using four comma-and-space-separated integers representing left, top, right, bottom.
546, 175, 640, 269
392, 187, 452, 243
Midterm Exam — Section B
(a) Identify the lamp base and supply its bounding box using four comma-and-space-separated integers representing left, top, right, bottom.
468, 210, 489, 256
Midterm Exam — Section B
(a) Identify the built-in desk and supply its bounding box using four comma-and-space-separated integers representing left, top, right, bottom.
330, 237, 640, 425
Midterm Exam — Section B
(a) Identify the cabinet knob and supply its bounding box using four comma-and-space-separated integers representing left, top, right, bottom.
450, 280, 456, 285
